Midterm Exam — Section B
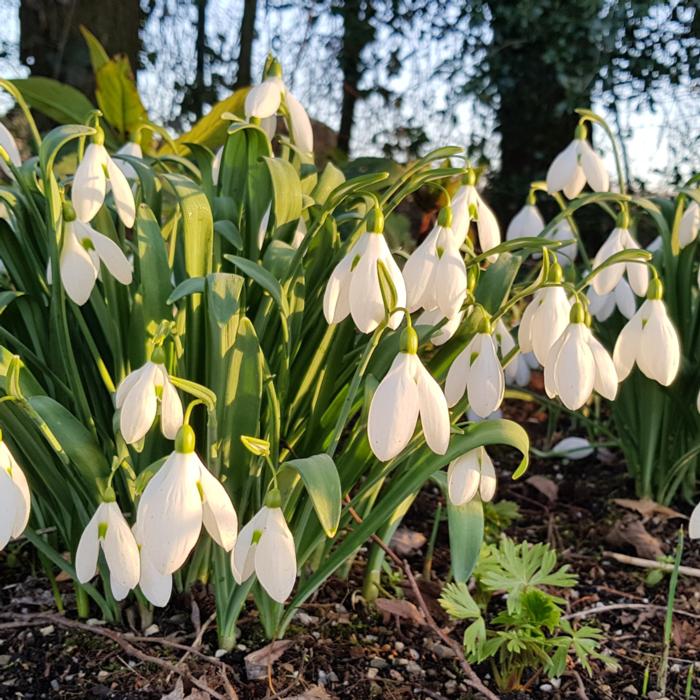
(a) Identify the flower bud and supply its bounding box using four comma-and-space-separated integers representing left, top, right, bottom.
647, 277, 663, 300
264, 488, 282, 509
175, 425, 196, 454
400, 325, 418, 355
438, 206, 453, 228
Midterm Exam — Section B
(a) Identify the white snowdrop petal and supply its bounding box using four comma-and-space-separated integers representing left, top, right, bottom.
591, 229, 625, 295
0, 122, 21, 169
587, 333, 618, 400
613, 308, 644, 381
86, 227, 133, 285
689, 502, 700, 540
159, 374, 184, 440
506, 205, 544, 241
245, 78, 283, 118
546, 141, 579, 195
402, 228, 439, 311
444, 342, 473, 408
0, 469, 19, 549
478, 450, 497, 502
254, 508, 297, 603
119, 363, 159, 444
102, 503, 140, 593
199, 466, 238, 551
553, 326, 595, 410
447, 450, 481, 506
106, 156, 136, 227
60, 225, 99, 306
8, 460, 30, 538
323, 253, 353, 324
637, 301, 680, 386
614, 278, 636, 319
531, 287, 571, 366
476, 197, 501, 261
415, 361, 450, 455
368, 355, 420, 461
436, 245, 467, 319
679, 202, 699, 248
115, 364, 145, 409
72, 143, 107, 222
468, 335, 504, 418
140, 453, 203, 574
349, 234, 386, 333
231, 509, 265, 583
578, 140, 609, 192
75, 507, 102, 583
552, 436, 594, 460
285, 91, 313, 153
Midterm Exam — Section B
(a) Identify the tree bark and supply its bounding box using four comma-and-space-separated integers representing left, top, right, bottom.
336, 0, 374, 154
234, 0, 257, 88
486, 0, 600, 221
194, 0, 208, 118
19, 0, 142, 97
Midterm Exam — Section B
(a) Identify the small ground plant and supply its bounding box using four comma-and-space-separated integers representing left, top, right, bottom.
439, 537, 617, 691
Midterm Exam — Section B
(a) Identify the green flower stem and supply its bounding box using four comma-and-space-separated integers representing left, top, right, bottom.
574, 249, 653, 293
326, 324, 385, 458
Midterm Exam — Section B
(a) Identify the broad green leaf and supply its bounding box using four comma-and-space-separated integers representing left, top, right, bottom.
79, 26, 110, 72
475, 251, 523, 314
263, 156, 303, 226
214, 220, 243, 250
172, 89, 248, 152
167, 277, 206, 304
448, 497, 484, 582
225, 254, 289, 317
11, 77, 95, 126
283, 454, 341, 537
311, 162, 346, 205
28, 395, 111, 491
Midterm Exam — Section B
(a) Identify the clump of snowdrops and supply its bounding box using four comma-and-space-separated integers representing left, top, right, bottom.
0, 51, 694, 648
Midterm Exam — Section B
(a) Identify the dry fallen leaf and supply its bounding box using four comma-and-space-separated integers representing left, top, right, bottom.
605, 517, 664, 559
244, 640, 293, 680
612, 498, 686, 521
390, 527, 427, 555
526, 475, 559, 502
375, 597, 426, 626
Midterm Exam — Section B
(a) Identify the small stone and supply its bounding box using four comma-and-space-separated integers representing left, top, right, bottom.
86, 618, 105, 626
295, 611, 319, 626
405, 661, 423, 675
0, 655, 10, 666
394, 641, 405, 652
39, 625, 54, 636
144, 624, 159, 636
97, 671, 109, 682
215, 649, 227, 658
389, 670, 402, 681
407, 648, 420, 660
551, 678, 562, 689
366, 667, 379, 680
539, 683, 554, 693
50, 680, 59, 691
622, 685, 638, 696
445, 679, 458, 695
370, 657, 388, 669
236, 644, 248, 651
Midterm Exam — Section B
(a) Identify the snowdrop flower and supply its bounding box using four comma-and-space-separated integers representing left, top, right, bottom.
447, 447, 496, 506
550, 436, 594, 460
467, 407, 503, 423
132, 520, 172, 607
75, 499, 140, 600
518, 268, 571, 366
137, 426, 238, 575
402, 209, 466, 318
323, 227, 406, 333
546, 123, 609, 198
415, 307, 464, 346
0, 122, 21, 177
56, 208, 133, 306
72, 132, 135, 227
613, 280, 680, 386
245, 61, 313, 154
368, 327, 450, 461
690, 501, 700, 540
445, 319, 505, 418
451, 170, 500, 262
544, 302, 618, 409
114, 140, 143, 180
115, 347, 183, 444
0, 435, 30, 550
506, 203, 544, 241
679, 201, 699, 248
591, 224, 648, 297
493, 319, 529, 386
231, 492, 296, 603
587, 278, 635, 322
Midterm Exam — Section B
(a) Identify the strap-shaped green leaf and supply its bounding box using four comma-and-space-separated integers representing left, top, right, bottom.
263, 157, 302, 227
167, 276, 205, 304
284, 454, 341, 537
448, 497, 484, 582
225, 254, 289, 317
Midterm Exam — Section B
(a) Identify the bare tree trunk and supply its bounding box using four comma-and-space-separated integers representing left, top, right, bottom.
336, 0, 374, 154
234, 0, 257, 88
194, 0, 208, 118
19, 0, 142, 97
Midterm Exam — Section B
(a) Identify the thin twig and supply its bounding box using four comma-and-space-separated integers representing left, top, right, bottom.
564, 602, 700, 622
603, 550, 700, 577
572, 670, 590, 700
0, 612, 235, 699
344, 498, 500, 700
